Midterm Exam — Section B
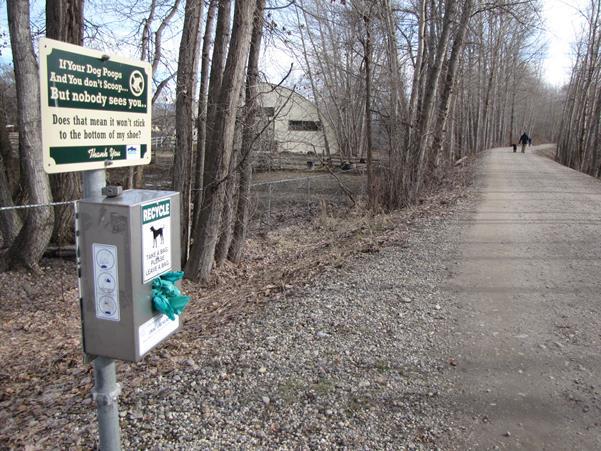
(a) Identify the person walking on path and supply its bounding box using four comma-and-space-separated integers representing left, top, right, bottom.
519, 132, 529, 153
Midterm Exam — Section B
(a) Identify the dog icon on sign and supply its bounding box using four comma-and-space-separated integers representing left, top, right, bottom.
129, 70, 145, 97
150, 226, 164, 247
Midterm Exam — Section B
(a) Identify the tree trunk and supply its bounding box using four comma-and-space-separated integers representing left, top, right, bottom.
130, 0, 182, 189
6, 0, 54, 270
295, 1, 332, 160
190, 0, 219, 241
190, 0, 231, 247
363, 13, 374, 207
411, 0, 456, 202
173, 0, 203, 265
46, 0, 83, 41
430, 0, 473, 168
402, 0, 427, 202
228, 0, 265, 264
185, 0, 256, 282
379, 0, 407, 208
214, 149, 238, 266
0, 89, 20, 198
0, 111, 21, 245
46, 0, 84, 245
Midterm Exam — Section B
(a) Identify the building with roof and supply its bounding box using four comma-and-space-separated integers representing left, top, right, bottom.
257, 83, 337, 157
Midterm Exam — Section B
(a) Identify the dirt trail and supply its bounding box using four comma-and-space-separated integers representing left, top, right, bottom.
445, 146, 601, 449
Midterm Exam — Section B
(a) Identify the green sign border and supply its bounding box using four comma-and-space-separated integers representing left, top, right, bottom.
46, 47, 149, 114
40, 38, 152, 174
142, 199, 171, 225
49, 144, 148, 165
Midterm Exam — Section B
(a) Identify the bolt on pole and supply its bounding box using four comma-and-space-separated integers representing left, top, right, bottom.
83, 169, 121, 451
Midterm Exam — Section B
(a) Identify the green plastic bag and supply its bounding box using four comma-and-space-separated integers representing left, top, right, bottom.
151, 272, 190, 320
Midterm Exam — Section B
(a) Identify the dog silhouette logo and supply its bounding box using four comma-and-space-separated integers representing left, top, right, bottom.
149, 226, 164, 247
129, 70, 145, 97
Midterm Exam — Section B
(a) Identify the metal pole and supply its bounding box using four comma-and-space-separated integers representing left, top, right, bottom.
93, 356, 121, 451
83, 169, 106, 198
83, 169, 121, 451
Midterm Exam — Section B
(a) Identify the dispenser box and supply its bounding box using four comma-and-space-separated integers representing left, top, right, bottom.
78, 190, 181, 362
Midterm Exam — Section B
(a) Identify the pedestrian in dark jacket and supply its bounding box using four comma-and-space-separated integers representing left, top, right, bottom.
519, 132, 529, 153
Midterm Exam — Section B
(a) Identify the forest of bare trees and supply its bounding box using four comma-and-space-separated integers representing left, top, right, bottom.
0, 0, 573, 281
281, 0, 556, 208
556, 1, 601, 176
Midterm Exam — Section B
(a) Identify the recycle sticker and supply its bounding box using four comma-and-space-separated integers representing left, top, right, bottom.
141, 198, 172, 283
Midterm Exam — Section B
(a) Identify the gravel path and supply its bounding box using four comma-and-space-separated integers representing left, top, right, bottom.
441, 146, 601, 450
117, 201, 469, 448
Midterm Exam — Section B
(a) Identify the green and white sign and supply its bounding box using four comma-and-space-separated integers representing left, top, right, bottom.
39, 38, 152, 173
141, 198, 172, 283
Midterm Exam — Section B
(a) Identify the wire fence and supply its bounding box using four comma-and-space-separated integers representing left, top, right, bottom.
0, 172, 367, 249
248, 172, 367, 233
0, 199, 77, 248
0, 200, 75, 212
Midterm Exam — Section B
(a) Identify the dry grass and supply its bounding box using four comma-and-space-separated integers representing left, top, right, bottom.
532, 143, 557, 160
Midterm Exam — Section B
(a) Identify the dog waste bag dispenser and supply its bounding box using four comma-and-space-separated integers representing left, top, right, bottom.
78, 190, 181, 362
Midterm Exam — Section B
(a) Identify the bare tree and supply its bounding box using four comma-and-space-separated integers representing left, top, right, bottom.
291, 0, 368, 161
190, 0, 219, 240
190, 0, 232, 248
0, 109, 21, 244
185, 0, 257, 282
294, 0, 333, 160
112, 0, 182, 188
361, 4, 374, 206
173, 0, 203, 263
0, 65, 21, 243
5, 0, 54, 270
228, 0, 266, 263
557, 0, 601, 176
46, 0, 84, 245
0, 70, 19, 199
430, 0, 473, 171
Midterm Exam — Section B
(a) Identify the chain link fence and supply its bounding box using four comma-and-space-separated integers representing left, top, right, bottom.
248, 172, 367, 233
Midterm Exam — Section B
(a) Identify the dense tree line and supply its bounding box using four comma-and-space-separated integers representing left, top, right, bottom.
556, 1, 601, 176
1, 0, 561, 280
284, 0, 554, 209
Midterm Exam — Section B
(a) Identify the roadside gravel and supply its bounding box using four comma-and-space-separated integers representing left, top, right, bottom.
1, 168, 474, 449
119, 206, 470, 448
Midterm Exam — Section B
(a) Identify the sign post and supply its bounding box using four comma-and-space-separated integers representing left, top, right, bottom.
39, 38, 153, 451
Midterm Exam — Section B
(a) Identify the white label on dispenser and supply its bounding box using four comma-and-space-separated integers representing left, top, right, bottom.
138, 314, 179, 355
92, 243, 120, 321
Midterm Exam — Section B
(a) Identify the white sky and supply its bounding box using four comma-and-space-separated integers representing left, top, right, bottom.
265, 0, 591, 88
542, 0, 588, 86
0, 1, 591, 90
